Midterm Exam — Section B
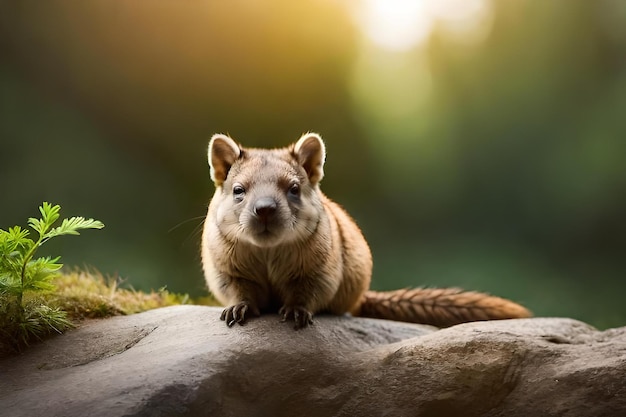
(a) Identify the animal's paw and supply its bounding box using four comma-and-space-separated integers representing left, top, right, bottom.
279, 305, 314, 330
220, 302, 259, 327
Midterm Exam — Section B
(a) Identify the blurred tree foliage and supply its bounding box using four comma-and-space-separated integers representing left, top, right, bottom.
0, 0, 624, 327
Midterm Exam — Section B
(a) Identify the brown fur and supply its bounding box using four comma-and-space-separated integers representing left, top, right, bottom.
201, 133, 531, 329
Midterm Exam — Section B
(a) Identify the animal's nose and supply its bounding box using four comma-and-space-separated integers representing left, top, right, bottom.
253, 197, 277, 221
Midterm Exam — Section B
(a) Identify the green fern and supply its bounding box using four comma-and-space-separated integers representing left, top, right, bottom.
0, 202, 104, 353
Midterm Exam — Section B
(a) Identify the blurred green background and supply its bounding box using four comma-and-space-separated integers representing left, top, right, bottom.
1, 0, 625, 328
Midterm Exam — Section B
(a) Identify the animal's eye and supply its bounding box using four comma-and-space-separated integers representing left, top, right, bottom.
288, 183, 300, 197
233, 184, 245, 198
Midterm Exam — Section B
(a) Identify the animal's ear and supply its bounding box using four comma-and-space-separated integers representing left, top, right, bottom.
293, 133, 326, 185
208, 134, 241, 186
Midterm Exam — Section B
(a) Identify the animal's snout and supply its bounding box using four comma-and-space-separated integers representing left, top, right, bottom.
253, 197, 277, 222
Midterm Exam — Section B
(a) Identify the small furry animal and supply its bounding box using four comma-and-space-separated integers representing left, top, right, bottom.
201, 133, 531, 329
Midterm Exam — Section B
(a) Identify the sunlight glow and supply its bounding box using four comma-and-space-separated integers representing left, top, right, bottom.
353, 0, 491, 51
356, 0, 431, 52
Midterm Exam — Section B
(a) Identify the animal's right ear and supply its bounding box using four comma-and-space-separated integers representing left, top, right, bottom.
208, 134, 241, 186
294, 133, 326, 185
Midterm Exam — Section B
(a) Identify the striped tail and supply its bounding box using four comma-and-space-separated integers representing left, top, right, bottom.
355, 288, 532, 328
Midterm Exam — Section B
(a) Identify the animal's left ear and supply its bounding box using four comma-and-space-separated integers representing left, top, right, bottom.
208, 134, 241, 186
293, 133, 326, 185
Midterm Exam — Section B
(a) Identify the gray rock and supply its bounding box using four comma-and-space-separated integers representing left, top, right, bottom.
0, 305, 624, 417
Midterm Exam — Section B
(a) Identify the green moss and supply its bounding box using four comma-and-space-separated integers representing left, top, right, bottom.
46, 270, 219, 319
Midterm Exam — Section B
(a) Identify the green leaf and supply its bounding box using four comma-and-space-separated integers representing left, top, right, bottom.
40, 202, 61, 228
27, 217, 45, 236
44, 217, 105, 240
22, 256, 63, 292
7, 226, 30, 242
0, 227, 32, 254
1, 253, 25, 278
0, 272, 23, 295
28, 202, 61, 237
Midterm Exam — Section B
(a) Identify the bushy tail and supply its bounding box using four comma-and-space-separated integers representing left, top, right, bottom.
355, 288, 531, 327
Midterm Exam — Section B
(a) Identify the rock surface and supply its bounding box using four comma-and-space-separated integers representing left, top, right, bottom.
1, 305, 625, 417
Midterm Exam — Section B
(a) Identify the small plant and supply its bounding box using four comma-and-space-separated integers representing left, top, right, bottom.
0, 202, 104, 352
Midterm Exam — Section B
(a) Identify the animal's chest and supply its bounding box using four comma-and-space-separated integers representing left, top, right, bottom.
230, 245, 305, 285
